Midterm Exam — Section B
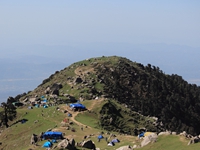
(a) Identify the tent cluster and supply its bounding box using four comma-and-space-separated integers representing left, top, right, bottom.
42, 131, 63, 148
97, 134, 120, 146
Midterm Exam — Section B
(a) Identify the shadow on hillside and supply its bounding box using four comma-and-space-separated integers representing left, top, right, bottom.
9, 119, 28, 127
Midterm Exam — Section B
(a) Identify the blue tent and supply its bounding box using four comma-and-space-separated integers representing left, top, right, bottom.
28, 106, 33, 109
21, 119, 27, 124
35, 104, 39, 108
68, 113, 72, 117
138, 132, 145, 138
43, 99, 48, 103
42, 131, 63, 140
69, 103, 86, 109
111, 138, 120, 143
43, 141, 52, 148
43, 105, 48, 108
52, 139, 57, 143
98, 135, 104, 139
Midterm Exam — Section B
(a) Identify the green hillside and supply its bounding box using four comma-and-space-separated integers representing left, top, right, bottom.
1, 56, 200, 149
1, 99, 200, 150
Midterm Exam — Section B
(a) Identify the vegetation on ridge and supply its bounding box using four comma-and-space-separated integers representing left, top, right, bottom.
17, 56, 200, 135
0, 56, 200, 149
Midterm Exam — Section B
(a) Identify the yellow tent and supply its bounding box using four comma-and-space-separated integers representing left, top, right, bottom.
144, 132, 154, 136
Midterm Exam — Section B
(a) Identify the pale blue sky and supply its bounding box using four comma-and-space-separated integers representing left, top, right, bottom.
0, 1, 200, 101
0, 1, 200, 47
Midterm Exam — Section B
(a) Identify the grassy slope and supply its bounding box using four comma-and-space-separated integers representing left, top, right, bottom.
0, 100, 200, 150
1, 56, 200, 150
139, 135, 200, 150
0, 105, 64, 150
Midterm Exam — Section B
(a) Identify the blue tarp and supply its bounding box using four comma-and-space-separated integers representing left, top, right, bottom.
69, 103, 86, 109
43, 131, 63, 140
43, 141, 52, 148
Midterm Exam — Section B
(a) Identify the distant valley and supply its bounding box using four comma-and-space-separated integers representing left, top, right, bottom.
0, 43, 200, 102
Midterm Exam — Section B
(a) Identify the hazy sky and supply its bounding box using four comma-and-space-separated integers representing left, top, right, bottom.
0, 1, 200, 101
0, 1, 200, 48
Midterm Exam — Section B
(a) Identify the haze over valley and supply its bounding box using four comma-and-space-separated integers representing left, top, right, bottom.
0, 43, 200, 102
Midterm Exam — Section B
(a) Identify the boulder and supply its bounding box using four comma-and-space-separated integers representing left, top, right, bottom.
188, 136, 200, 145
158, 131, 171, 136
30, 134, 38, 145
141, 133, 158, 147
57, 139, 76, 150
172, 132, 177, 135
81, 140, 96, 149
179, 131, 187, 137
69, 138, 75, 148
74, 77, 83, 83
116, 145, 133, 150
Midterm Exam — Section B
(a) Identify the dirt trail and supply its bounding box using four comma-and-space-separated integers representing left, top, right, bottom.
61, 98, 104, 128
61, 105, 88, 127
56, 65, 104, 129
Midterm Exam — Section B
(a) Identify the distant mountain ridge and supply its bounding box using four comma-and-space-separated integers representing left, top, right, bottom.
20, 56, 200, 135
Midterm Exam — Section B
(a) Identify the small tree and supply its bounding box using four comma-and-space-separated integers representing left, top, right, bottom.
0, 101, 17, 128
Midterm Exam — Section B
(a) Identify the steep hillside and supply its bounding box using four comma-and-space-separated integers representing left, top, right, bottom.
20, 56, 200, 135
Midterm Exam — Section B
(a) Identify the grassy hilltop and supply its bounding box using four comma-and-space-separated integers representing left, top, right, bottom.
1, 56, 200, 149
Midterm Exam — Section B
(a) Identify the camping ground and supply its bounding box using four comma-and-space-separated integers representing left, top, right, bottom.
0, 99, 200, 150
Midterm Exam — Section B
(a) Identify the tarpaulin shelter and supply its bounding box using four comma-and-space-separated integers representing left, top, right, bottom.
42, 131, 63, 140
69, 103, 86, 109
